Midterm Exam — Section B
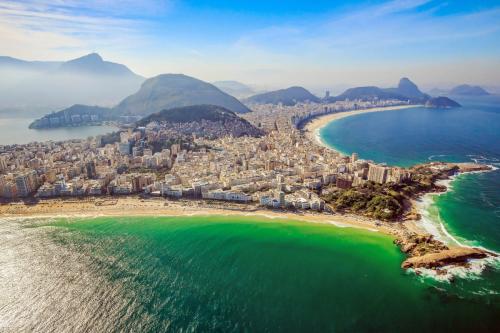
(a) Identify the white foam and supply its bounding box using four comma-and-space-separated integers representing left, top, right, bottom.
415, 166, 500, 281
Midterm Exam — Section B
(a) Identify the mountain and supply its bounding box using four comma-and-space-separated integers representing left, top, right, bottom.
449, 84, 490, 96
334, 86, 407, 102
58, 53, 141, 78
114, 74, 251, 116
137, 105, 263, 138
244, 86, 320, 106
386, 78, 429, 101
425, 96, 461, 108
0, 56, 60, 71
29, 105, 113, 129
212, 81, 256, 99
0, 53, 144, 111
332, 78, 429, 103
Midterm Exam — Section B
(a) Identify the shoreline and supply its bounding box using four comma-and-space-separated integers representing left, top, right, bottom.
300, 104, 498, 277
415, 167, 500, 255
303, 104, 419, 151
0, 197, 400, 236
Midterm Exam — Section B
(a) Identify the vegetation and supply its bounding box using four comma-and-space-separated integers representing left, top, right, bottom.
136, 105, 246, 125
323, 182, 405, 220
322, 163, 460, 221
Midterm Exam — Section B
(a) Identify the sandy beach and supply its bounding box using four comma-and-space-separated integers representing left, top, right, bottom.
0, 197, 413, 236
303, 104, 419, 149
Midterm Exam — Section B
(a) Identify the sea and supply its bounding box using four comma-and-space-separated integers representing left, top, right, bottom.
0, 97, 499, 332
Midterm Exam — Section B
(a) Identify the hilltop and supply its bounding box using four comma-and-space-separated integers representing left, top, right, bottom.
115, 74, 251, 116
137, 105, 263, 138
244, 86, 320, 106
450, 84, 490, 96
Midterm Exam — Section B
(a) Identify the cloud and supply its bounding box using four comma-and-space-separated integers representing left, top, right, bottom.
0, 0, 166, 60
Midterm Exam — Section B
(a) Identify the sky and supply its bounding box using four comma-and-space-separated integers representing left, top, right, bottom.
1, 0, 500, 92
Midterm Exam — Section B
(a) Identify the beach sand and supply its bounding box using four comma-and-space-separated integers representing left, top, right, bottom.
0, 197, 418, 236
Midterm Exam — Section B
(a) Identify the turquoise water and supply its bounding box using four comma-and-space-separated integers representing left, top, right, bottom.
1, 216, 499, 332
321, 96, 500, 252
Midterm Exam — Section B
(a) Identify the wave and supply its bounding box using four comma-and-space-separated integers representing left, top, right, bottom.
412, 256, 500, 283
415, 169, 500, 282
428, 154, 447, 161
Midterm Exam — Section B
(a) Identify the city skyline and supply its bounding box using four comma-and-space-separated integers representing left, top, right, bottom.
1, 0, 500, 91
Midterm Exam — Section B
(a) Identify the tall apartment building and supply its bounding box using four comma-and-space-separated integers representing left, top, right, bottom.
0, 156, 7, 172
367, 164, 388, 184
15, 171, 38, 197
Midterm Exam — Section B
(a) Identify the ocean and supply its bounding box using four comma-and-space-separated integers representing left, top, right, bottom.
0, 216, 499, 332
320, 95, 500, 253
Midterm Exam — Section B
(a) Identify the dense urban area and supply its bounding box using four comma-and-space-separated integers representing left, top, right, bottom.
0, 99, 430, 220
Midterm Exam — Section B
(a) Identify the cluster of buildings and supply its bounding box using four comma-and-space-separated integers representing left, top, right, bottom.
1, 100, 412, 213
243, 99, 408, 131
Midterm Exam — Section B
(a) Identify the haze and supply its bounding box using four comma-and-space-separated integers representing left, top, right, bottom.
1, 0, 500, 94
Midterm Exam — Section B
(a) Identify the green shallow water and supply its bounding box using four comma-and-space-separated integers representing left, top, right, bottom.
2, 215, 497, 332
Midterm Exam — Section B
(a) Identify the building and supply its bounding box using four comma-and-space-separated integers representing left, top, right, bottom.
118, 142, 131, 155
367, 164, 388, 184
15, 171, 38, 197
0, 156, 8, 172
351, 152, 358, 162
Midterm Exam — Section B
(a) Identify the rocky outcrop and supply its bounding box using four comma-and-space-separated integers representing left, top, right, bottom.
394, 232, 448, 257
402, 248, 489, 269
394, 231, 494, 270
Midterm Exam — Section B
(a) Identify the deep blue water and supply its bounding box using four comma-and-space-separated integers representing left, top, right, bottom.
320, 95, 500, 251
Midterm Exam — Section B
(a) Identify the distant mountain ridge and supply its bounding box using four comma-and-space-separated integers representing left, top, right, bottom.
0, 56, 61, 71
212, 81, 256, 99
0, 53, 144, 110
449, 84, 490, 96
244, 86, 320, 106
428, 84, 490, 97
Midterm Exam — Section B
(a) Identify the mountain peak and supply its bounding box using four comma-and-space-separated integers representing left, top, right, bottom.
394, 77, 428, 101
398, 77, 417, 90
82, 52, 103, 61
68, 53, 103, 65
58, 53, 142, 79
115, 73, 251, 115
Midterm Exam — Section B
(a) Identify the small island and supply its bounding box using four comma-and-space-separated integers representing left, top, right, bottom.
425, 96, 461, 108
